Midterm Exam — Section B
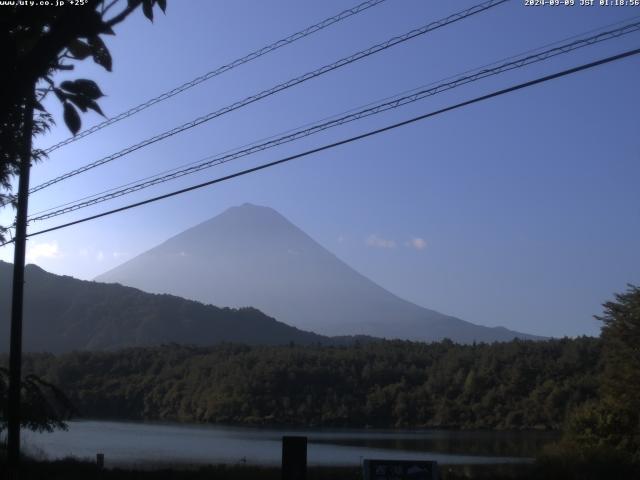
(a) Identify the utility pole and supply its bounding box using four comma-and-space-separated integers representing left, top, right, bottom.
7, 87, 35, 478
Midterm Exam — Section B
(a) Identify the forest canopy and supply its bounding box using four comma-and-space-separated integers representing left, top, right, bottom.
10, 337, 602, 431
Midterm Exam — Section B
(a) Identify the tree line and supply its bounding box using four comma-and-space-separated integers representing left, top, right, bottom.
12, 336, 601, 431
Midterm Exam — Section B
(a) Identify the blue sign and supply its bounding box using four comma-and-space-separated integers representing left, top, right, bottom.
363, 459, 439, 480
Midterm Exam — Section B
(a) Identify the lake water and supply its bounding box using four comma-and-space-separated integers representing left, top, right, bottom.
21, 420, 557, 468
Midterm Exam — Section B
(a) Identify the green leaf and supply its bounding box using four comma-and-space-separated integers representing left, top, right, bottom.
142, 0, 154, 22
100, 23, 116, 36
60, 79, 104, 100
88, 35, 112, 72
86, 99, 105, 117
67, 39, 92, 60
59, 81, 76, 93
53, 88, 67, 102
156, 0, 167, 13
67, 95, 88, 113
63, 102, 81, 135
80, 9, 115, 36
68, 95, 105, 117
75, 79, 105, 99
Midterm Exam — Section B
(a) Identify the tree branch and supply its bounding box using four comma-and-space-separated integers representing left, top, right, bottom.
102, 0, 121, 16
105, 0, 142, 28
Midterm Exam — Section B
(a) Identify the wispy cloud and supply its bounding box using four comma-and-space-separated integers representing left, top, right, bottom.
26, 242, 61, 263
366, 234, 396, 249
407, 237, 427, 250
96, 251, 104, 262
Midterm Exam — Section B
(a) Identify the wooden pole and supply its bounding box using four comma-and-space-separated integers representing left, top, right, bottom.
282, 436, 307, 480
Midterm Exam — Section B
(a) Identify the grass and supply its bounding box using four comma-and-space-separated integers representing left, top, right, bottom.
3, 459, 640, 480
1, 448, 638, 479
0, 457, 544, 480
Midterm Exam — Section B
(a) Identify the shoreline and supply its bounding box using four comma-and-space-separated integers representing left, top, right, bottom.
59, 417, 563, 434
20, 420, 542, 468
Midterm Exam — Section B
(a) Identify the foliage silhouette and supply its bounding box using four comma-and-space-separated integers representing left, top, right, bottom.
0, 367, 74, 435
0, 0, 167, 240
546, 285, 640, 465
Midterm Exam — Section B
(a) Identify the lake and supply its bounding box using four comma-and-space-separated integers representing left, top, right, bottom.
21, 420, 557, 468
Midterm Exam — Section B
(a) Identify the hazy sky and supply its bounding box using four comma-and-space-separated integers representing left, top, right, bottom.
1, 0, 639, 337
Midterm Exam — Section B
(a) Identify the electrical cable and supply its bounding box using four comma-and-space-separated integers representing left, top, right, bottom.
2, 46, 634, 246
28, 0, 509, 196
42, 0, 391, 154
27, 20, 640, 223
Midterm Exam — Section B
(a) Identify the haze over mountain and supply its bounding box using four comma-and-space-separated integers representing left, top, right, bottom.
96, 203, 538, 343
0, 261, 329, 353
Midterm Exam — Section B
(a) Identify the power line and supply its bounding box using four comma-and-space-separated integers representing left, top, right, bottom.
27, 20, 640, 223
32, 11, 640, 220
28, 0, 509, 195
36, 13, 637, 217
7, 46, 637, 245
29, 20, 640, 220
42, 0, 390, 154
26, 13, 640, 216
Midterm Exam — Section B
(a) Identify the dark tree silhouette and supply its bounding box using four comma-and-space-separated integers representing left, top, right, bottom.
545, 286, 640, 469
0, 1, 168, 444
597, 285, 640, 412
0, 367, 74, 434
594, 285, 640, 460
0, 0, 167, 240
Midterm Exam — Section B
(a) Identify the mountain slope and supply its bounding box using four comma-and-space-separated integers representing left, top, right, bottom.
0, 261, 328, 353
96, 203, 538, 342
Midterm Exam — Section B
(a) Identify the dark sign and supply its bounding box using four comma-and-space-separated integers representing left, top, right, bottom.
363, 459, 439, 480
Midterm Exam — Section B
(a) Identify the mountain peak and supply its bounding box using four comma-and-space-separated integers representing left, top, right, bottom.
202, 203, 291, 228
238, 202, 267, 210
170, 203, 305, 252
230, 202, 272, 212
96, 205, 540, 343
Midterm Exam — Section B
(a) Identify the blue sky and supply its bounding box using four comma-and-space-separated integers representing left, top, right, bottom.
1, 0, 639, 337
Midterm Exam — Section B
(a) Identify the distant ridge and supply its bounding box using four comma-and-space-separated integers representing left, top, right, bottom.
0, 261, 332, 353
96, 203, 541, 343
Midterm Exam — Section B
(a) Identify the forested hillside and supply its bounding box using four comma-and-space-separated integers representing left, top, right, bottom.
15, 337, 601, 430
0, 261, 328, 352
